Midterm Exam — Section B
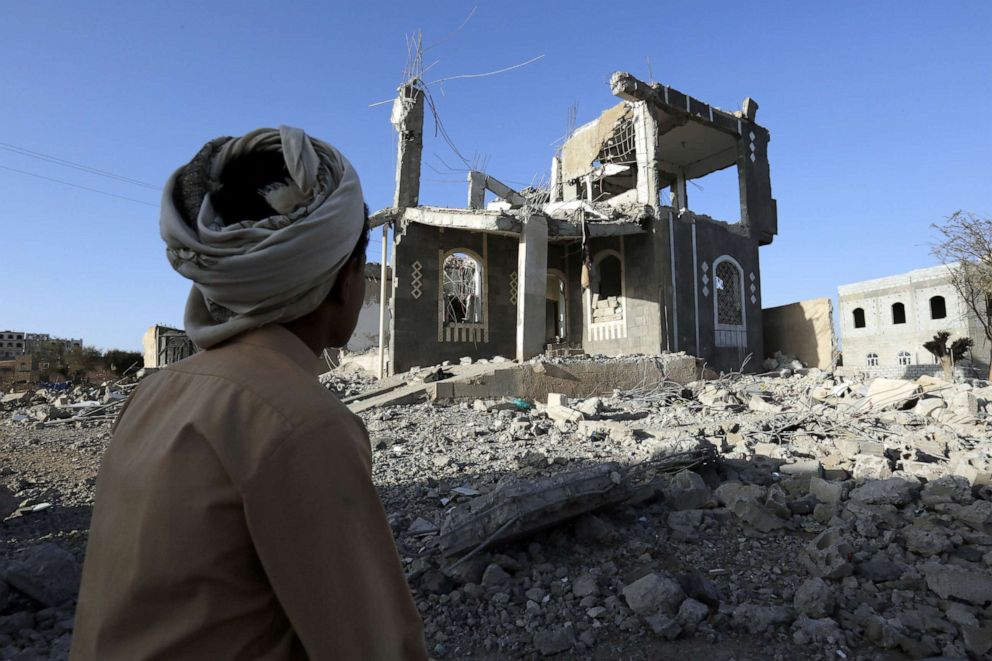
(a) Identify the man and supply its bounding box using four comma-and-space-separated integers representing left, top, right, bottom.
72, 127, 427, 660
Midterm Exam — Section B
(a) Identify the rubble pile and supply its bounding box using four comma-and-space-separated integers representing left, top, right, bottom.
2, 365, 992, 659
369, 368, 992, 659
1, 381, 134, 428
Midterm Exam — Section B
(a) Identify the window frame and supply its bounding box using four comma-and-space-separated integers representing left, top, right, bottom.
852, 307, 866, 329
866, 352, 879, 367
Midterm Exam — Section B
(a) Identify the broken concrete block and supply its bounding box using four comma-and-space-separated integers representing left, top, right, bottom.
575, 397, 602, 417
860, 378, 921, 411
666, 471, 711, 511
779, 460, 822, 480
848, 477, 919, 506
851, 455, 893, 482
547, 393, 569, 408
1, 392, 31, 405
922, 563, 992, 605
802, 528, 853, 579
731, 495, 786, 533
546, 404, 583, 425
901, 523, 952, 557
644, 613, 682, 640
0, 485, 18, 521
622, 572, 686, 616
438, 463, 630, 557
898, 460, 945, 481
748, 394, 783, 413
578, 420, 635, 443
913, 397, 946, 418
809, 476, 845, 505
793, 577, 835, 618
532, 625, 576, 656
920, 475, 972, 505
676, 597, 709, 628
731, 602, 794, 634
0, 543, 81, 607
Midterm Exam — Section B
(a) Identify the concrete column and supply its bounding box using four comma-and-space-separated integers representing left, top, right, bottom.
390, 83, 424, 209
549, 156, 562, 203
632, 100, 659, 211
674, 172, 688, 213
377, 222, 389, 379
516, 216, 549, 362
467, 171, 485, 209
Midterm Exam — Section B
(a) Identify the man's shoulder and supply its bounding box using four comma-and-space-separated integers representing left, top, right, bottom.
166, 341, 345, 424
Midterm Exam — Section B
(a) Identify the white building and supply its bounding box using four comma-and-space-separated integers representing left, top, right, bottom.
838, 264, 989, 377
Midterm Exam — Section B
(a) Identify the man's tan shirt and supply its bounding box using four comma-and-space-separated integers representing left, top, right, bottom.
71, 325, 427, 660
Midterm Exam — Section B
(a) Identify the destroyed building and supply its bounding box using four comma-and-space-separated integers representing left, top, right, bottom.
141, 325, 196, 370
373, 72, 778, 375
838, 264, 991, 378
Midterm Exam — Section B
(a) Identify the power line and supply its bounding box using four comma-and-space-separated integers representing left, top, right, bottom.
0, 141, 161, 190
0, 164, 159, 208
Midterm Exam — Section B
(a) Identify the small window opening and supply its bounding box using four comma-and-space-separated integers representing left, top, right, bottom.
929, 296, 946, 320
898, 351, 911, 366
866, 353, 879, 367
852, 307, 866, 328
891, 302, 906, 325
591, 254, 623, 323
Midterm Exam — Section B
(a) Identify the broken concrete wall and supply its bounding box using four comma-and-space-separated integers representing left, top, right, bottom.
560, 102, 631, 185
347, 267, 393, 353
427, 354, 702, 402
390, 223, 517, 374
762, 298, 836, 369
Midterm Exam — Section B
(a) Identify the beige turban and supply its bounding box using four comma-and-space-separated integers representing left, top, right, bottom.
160, 126, 365, 349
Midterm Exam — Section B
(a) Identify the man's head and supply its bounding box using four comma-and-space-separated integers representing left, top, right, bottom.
207, 149, 370, 351
160, 126, 369, 352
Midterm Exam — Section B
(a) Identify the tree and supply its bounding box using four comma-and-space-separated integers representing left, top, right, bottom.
64, 345, 103, 374
931, 211, 992, 379
922, 331, 973, 381
102, 350, 144, 377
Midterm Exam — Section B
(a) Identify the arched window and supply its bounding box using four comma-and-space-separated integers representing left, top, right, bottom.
929, 296, 946, 320
866, 353, 879, 367
852, 307, 866, 328
714, 258, 744, 327
898, 351, 911, 366
442, 252, 483, 324
891, 302, 906, 325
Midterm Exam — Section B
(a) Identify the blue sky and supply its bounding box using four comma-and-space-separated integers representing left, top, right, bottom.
2, 1, 990, 351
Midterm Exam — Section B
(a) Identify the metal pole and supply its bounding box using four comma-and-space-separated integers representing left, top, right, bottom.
377, 222, 389, 379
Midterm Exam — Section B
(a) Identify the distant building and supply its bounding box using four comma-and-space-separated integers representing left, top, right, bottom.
142, 325, 197, 369
1, 331, 83, 369
0, 331, 26, 360
837, 264, 989, 378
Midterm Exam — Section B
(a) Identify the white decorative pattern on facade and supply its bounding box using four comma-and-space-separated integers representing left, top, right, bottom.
410, 261, 423, 299
509, 271, 518, 305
